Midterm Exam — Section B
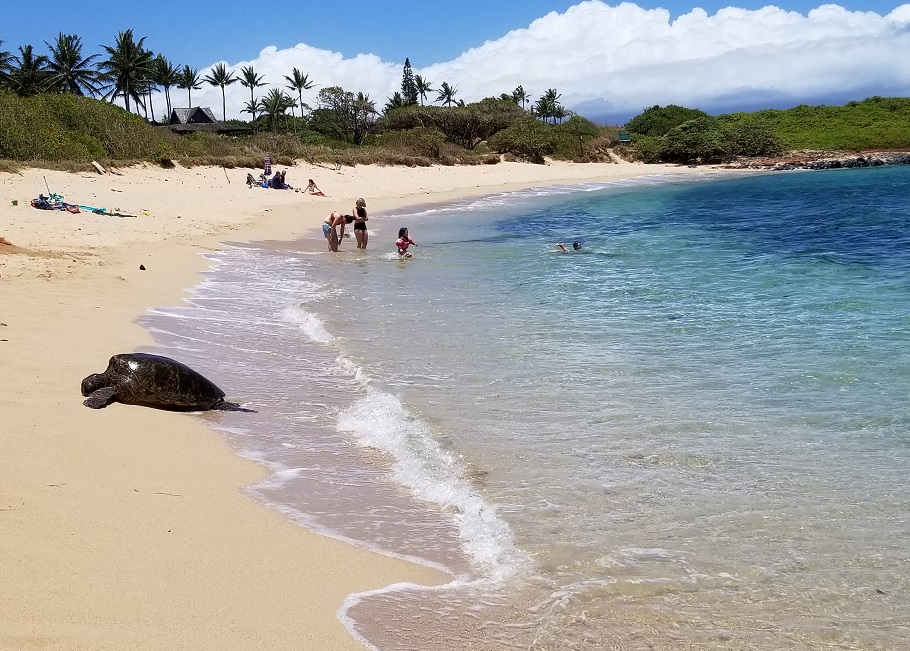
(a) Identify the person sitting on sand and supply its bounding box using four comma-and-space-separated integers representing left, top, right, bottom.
323, 211, 354, 252
396, 227, 418, 258
270, 170, 291, 189
305, 179, 325, 196
555, 241, 582, 253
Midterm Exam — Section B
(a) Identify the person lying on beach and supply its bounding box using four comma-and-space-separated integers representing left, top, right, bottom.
396, 227, 418, 258
555, 242, 582, 253
305, 179, 325, 196
323, 211, 354, 252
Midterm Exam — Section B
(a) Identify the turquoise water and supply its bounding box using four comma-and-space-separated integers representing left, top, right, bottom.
143, 166, 910, 650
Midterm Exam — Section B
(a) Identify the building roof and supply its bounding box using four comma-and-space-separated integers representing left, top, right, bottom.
165, 107, 250, 135
169, 107, 218, 125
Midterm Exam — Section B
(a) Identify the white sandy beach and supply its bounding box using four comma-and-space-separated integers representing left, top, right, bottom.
0, 158, 711, 650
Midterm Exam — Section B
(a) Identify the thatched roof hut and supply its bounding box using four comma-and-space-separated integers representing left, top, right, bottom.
166, 107, 249, 135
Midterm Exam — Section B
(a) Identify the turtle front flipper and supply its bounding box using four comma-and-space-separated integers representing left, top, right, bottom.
83, 386, 117, 409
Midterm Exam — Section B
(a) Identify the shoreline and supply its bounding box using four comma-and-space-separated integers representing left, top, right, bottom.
2, 159, 722, 650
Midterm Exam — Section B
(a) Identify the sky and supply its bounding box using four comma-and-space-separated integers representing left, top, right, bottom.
4, 0, 910, 124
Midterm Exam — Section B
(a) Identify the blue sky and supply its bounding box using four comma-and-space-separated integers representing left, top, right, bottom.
4, 1, 910, 123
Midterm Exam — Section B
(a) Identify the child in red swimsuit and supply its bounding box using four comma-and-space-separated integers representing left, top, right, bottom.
395, 227, 418, 258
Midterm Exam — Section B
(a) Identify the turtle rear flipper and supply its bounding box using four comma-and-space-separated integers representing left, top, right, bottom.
214, 400, 257, 413
84, 387, 117, 409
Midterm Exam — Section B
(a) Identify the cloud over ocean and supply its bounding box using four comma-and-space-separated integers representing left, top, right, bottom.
181, 1, 910, 124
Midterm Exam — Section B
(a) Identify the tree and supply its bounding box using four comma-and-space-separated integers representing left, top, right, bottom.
99, 29, 154, 113
261, 87, 295, 132
487, 114, 557, 164
435, 81, 458, 107
176, 65, 201, 108
0, 40, 11, 79
241, 98, 265, 126
624, 105, 709, 137
311, 86, 378, 145
44, 33, 101, 96
203, 62, 238, 120
153, 55, 179, 117
533, 88, 562, 124
512, 85, 530, 110
384, 91, 407, 113
239, 65, 266, 122
283, 67, 314, 119
6, 44, 48, 97
414, 74, 432, 106
401, 58, 418, 106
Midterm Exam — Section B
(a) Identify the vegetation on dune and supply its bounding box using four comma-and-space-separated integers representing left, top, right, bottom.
1, 30, 909, 170
623, 98, 910, 164
724, 96, 910, 151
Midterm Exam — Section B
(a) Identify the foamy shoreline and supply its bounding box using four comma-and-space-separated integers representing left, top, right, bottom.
1, 159, 717, 650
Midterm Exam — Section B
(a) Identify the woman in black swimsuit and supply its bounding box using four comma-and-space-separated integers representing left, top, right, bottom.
353, 197, 369, 250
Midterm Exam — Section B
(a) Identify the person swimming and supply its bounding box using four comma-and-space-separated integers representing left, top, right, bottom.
555, 241, 582, 253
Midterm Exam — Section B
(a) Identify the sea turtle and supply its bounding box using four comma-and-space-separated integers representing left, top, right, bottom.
81, 353, 252, 411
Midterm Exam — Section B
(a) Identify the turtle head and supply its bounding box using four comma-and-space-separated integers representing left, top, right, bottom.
81, 373, 109, 397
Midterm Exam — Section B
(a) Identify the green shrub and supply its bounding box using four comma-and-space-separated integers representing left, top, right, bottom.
487, 115, 557, 164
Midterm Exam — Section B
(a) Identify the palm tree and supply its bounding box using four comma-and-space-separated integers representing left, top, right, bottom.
6, 45, 49, 96
435, 81, 458, 107
153, 55, 179, 118
240, 65, 266, 122
512, 84, 530, 110
283, 67, 314, 119
176, 65, 201, 108
414, 74, 432, 106
0, 40, 11, 75
203, 62, 238, 120
241, 98, 265, 127
534, 88, 562, 123
44, 32, 101, 96
261, 87, 294, 132
384, 91, 406, 113
99, 30, 154, 113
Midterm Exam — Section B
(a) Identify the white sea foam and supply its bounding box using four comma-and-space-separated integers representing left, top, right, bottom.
337, 388, 530, 581
281, 305, 334, 343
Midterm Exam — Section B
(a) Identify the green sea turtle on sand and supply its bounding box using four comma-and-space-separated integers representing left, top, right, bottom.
81, 353, 253, 411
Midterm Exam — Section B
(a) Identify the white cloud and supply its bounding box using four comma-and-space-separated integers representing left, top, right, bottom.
153, 1, 910, 124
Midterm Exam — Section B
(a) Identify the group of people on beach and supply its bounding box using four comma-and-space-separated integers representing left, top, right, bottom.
322, 198, 417, 258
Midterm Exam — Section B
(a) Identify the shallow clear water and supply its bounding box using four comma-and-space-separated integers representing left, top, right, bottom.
142, 166, 910, 650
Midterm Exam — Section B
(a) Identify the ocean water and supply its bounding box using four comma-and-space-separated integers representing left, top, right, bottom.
141, 165, 910, 650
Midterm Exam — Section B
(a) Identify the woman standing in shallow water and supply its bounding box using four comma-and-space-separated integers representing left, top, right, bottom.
353, 198, 369, 249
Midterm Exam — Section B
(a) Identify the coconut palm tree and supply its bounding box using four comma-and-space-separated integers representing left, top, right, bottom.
241, 98, 265, 127
44, 32, 101, 96
99, 29, 154, 113
153, 55, 179, 118
6, 45, 49, 96
0, 40, 11, 77
176, 65, 201, 108
261, 87, 294, 132
240, 65, 266, 122
435, 81, 458, 107
414, 74, 432, 106
384, 91, 406, 113
203, 62, 237, 120
534, 88, 562, 123
283, 67, 314, 119
512, 84, 530, 110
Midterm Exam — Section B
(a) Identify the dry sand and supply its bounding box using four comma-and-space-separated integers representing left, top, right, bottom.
0, 158, 711, 650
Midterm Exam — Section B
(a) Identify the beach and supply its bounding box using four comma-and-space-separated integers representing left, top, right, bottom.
1, 158, 710, 650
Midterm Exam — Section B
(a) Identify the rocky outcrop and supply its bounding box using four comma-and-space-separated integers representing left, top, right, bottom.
723, 151, 910, 171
